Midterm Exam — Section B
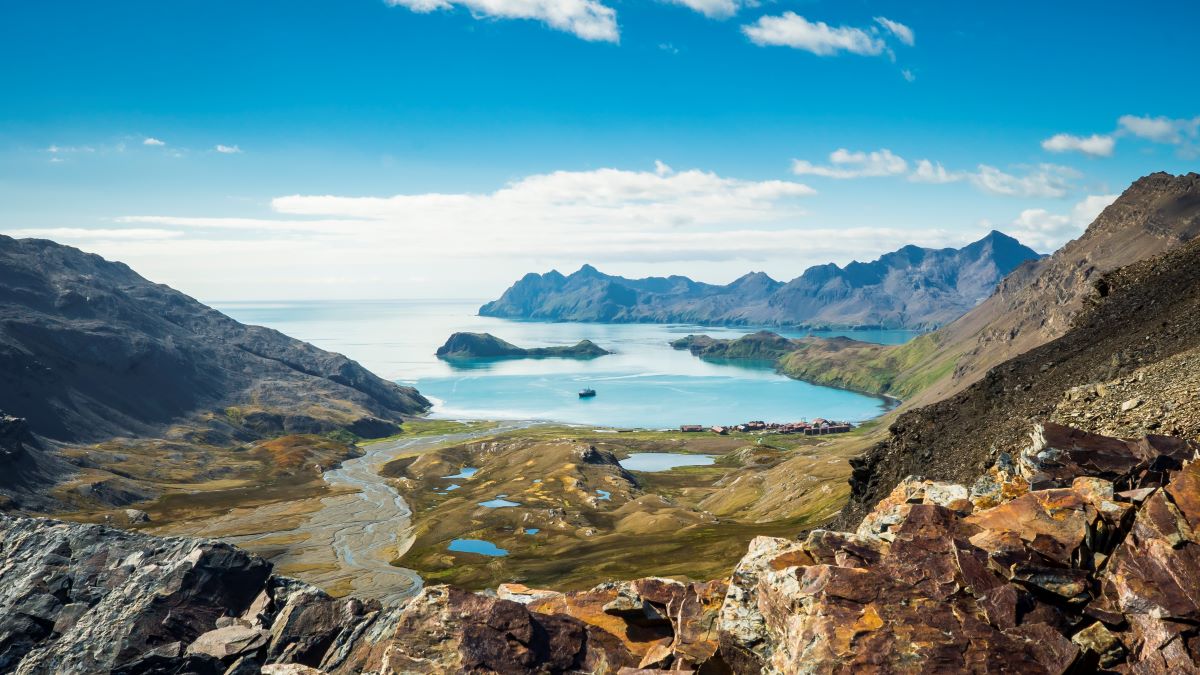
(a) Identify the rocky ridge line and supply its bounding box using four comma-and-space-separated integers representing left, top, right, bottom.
480, 231, 1039, 330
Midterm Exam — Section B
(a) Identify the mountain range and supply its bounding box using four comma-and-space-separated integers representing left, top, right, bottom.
479, 231, 1041, 330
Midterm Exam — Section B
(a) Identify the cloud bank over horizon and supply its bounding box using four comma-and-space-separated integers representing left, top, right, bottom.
4, 156, 1122, 301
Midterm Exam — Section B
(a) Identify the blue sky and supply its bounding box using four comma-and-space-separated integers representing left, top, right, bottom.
2, 1, 1198, 299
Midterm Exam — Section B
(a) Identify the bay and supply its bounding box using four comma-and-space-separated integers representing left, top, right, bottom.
214, 299, 917, 429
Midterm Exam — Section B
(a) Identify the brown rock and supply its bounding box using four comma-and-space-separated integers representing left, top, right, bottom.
362, 585, 634, 674
717, 536, 809, 673
530, 581, 672, 660
1097, 461, 1200, 670
497, 583, 561, 605
1071, 621, 1125, 669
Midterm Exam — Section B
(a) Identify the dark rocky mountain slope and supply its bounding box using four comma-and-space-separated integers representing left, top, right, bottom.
480, 231, 1040, 330
0, 236, 429, 511
0, 236, 428, 445
836, 222, 1200, 529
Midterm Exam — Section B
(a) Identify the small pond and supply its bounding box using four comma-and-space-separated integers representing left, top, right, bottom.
448, 539, 509, 557
619, 452, 717, 472
479, 497, 521, 508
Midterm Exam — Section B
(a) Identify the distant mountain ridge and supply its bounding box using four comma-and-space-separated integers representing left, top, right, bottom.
479, 231, 1041, 330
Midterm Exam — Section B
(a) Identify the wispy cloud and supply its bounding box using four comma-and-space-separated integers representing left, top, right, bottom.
1040, 133, 1114, 158
791, 148, 1076, 198
1117, 114, 1200, 145
663, 0, 747, 19
791, 148, 907, 178
970, 163, 1079, 198
1039, 114, 1200, 158
114, 163, 823, 266
46, 144, 95, 154
383, 0, 619, 42
909, 159, 963, 184
214, 144, 243, 154
143, 137, 166, 147
998, 193, 1119, 251
5, 227, 185, 241
1113, 112, 1200, 154
742, 12, 913, 57
874, 17, 914, 46
742, 13, 885, 55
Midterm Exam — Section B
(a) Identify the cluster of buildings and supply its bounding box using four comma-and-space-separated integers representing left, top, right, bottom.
680, 419, 854, 436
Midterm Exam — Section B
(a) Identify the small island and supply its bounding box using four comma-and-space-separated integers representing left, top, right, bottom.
436, 332, 612, 359
671, 330, 801, 361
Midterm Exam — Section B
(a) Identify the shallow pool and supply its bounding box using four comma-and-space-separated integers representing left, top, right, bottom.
619, 452, 717, 472
479, 497, 521, 508
448, 539, 509, 557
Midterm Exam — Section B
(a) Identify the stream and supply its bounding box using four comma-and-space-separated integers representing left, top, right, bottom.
215, 423, 528, 606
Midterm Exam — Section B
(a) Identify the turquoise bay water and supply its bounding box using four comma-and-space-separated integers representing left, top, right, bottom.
214, 299, 918, 429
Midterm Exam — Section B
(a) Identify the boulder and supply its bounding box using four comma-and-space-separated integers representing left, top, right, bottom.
1096, 459, 1200, 670
0, 515, 270, 673
186, 624, 269, 660
343, 585, 629, 674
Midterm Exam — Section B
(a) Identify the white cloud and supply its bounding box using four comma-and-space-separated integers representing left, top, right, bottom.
143, 137, 166, 147
384, 0, 619, 42
1117, 114, 1200, 145
46, 144, 95, 154
1040, 133, 1114, 157
663, 0, 745, 18
4, 228, 184, 241
214, 144, 243, 154
742, 13, 885, 56
119, 164, 817, 247
970, 163, 1079, 198
791, 148, 907, 178
790, 149, 1079, 198
909, 159, 963, 184
1003, 193, 1118, 251
101, 163, 852, 297
901, 68, 915, 83
874, 17, 914, 46
262, 164, 815, 224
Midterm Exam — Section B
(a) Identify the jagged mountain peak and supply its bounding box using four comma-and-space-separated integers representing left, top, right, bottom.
480, 232, 1039, 330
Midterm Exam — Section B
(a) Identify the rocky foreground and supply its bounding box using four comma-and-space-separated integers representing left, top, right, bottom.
2, 421, 1198, 673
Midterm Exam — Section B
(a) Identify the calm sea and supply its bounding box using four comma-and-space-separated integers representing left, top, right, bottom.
213, 299, 918, 429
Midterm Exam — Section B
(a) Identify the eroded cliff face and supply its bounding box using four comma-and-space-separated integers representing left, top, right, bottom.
3, 422, 1198, 674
